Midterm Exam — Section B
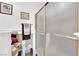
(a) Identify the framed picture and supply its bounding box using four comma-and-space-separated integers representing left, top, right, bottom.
20, 12, 29, 20
0, 2, 13, 15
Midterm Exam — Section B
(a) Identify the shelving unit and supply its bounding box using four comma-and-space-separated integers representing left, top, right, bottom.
21, 23, 33, 56
22, 23, 31, 40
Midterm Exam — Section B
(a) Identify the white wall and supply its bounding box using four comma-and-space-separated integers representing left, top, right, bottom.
0, 31, 11, 56
0, 2, 45, 32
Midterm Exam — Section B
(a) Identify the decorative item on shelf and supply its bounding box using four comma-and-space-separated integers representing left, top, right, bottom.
11, 34, 18, 45
0, 2, 13, 15
20, 12, 29, 20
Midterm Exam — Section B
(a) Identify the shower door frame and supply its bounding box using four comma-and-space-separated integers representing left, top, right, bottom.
35, 2, 48, 56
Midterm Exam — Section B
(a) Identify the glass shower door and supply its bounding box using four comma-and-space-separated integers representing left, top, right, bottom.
45, 2, 78, 56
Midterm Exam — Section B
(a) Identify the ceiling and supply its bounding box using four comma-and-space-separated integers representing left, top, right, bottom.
9, 2, 46, 14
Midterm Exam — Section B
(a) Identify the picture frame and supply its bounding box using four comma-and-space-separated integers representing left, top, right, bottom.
0, 2, 13, 15
20, 12, 29, 20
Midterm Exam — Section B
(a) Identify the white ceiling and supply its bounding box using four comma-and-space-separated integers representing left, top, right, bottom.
15, 2, 45, 5
9, 2, 46, 14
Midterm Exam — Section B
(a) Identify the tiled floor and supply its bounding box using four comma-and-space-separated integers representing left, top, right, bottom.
25, 48, 33, 56
25, 52, 33, 56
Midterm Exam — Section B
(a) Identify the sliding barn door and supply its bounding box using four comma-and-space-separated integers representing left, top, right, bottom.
45, 2, 78, 56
